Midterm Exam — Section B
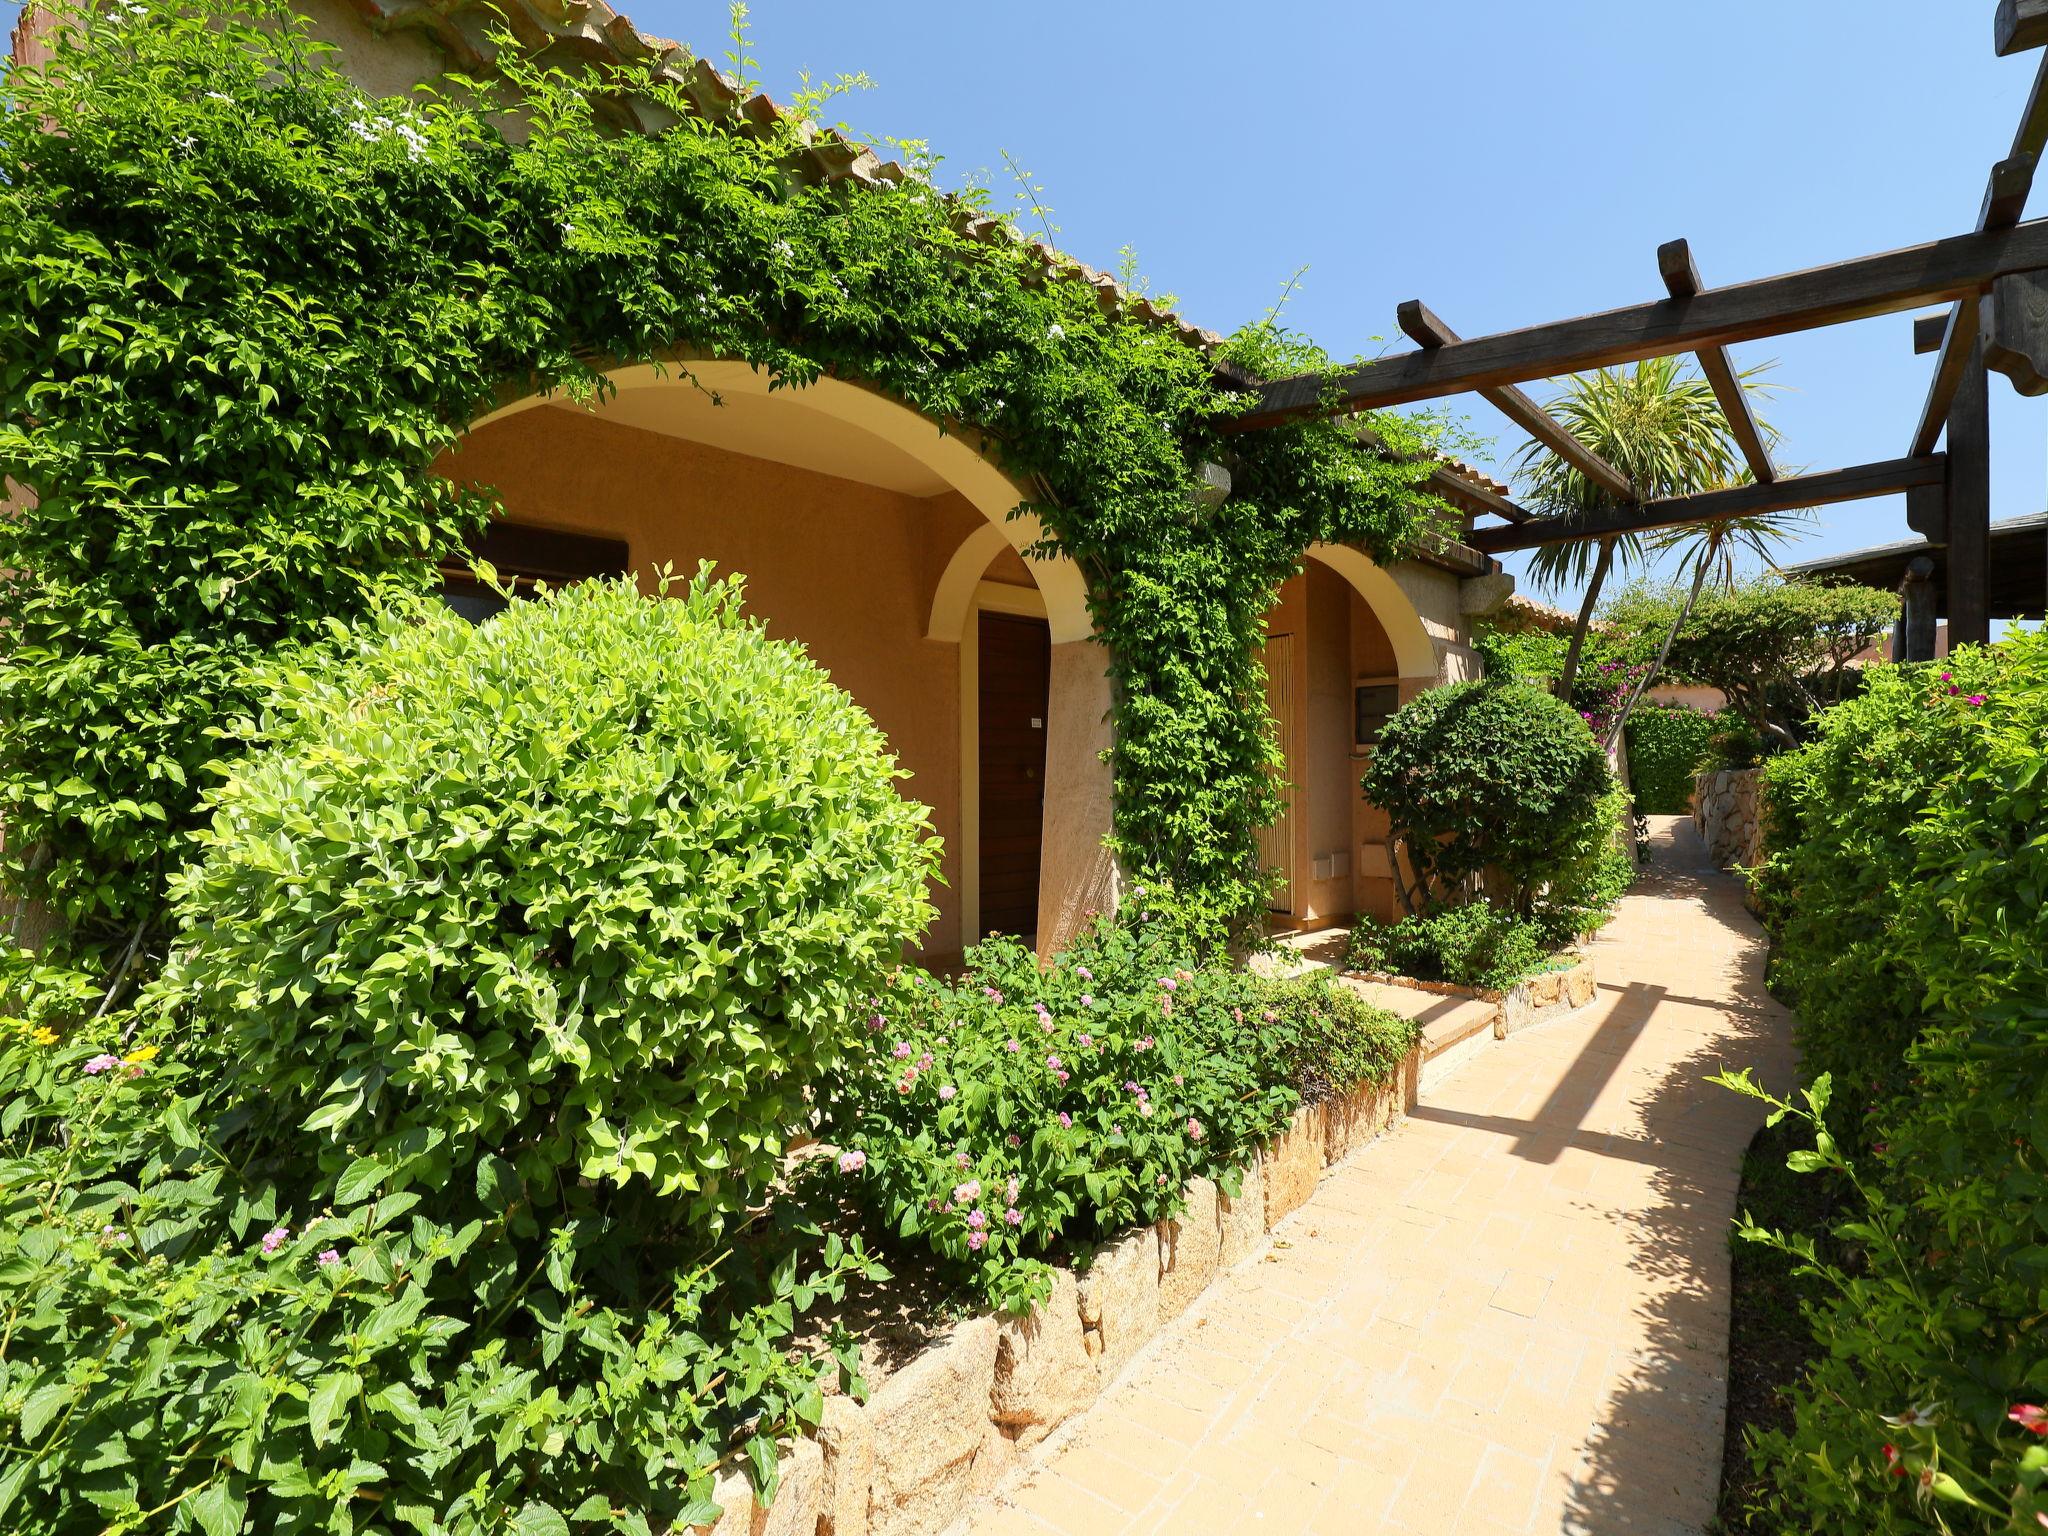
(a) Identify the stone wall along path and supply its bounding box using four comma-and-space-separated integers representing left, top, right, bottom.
953, 815, 1796, 1536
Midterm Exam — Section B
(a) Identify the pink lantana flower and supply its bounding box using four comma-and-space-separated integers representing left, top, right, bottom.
316, 1248, 343, 1268
967, 1230, 987, 1251
83, 1054, 121, 1076
938, 1083, 956, 1101
1186, 1119, 1205, 1141
260, 1226, 290, 1255
838, 1150, 867, 1174
1057, 1112, 1073, 1129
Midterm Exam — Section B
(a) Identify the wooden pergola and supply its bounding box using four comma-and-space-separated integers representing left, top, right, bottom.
1220, 0, 2048, 660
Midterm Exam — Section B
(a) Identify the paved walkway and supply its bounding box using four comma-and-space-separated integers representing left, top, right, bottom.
960, 816, 1796, 1536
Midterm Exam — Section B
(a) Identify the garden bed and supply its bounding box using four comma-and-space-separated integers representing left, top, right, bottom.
692, 1049, 1421, 1536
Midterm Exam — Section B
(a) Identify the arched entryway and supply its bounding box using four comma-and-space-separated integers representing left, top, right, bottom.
445, 361, 1112, 959
1260, 545, 1440, 931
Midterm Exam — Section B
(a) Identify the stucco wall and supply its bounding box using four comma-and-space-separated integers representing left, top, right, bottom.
439, 406, 997, 956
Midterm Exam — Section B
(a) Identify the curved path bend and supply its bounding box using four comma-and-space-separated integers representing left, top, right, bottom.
958, 816, 1796, 1536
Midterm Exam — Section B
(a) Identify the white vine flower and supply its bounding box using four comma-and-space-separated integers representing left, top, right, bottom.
1047, 323, 1065, 340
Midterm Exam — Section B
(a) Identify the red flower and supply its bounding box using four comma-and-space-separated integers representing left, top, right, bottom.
1882, 1444, 1907, 1477
2009, 1403, 2048, 1436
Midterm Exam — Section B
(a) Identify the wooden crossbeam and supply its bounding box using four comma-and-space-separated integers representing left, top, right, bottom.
1347, 418, 1535, 523
1914, 313, 1949, 352
1467, 456, 1947, 554
1657, 240, 1777, 484
1221, 219, 2048, 431
1911, 296, 1984, 456
1912, 9, 2048, 450
1997, 0, 2048, 55
1395, 301, 1633, 503
1425, 463, 1530, 523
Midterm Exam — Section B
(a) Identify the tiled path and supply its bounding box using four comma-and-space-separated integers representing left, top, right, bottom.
959, 815, 1797, 1536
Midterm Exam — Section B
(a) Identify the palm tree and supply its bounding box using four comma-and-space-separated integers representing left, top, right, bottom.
1598, 500, 1814, 753
1512, 358, 1771, 696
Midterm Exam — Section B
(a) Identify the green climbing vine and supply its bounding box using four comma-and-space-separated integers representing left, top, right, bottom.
0, 0, 1444, 976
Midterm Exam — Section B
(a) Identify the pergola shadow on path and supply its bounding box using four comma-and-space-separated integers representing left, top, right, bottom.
962, 817, 1796, 1536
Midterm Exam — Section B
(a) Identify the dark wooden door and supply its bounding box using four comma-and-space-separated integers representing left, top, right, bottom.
978, 613, 1051, 942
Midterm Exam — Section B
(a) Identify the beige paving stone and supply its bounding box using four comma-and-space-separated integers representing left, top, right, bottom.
954, 818, 1795, 1536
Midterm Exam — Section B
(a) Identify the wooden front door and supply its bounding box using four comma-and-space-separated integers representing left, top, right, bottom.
1259, 632, 1297, 915
978, 612, 1051, 942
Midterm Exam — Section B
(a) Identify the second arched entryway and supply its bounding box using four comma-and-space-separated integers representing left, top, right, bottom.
1260, 544, 1458, 931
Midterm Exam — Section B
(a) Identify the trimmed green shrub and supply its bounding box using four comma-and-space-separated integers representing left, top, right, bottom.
1344, 900, 1550, 992
171, 569, 938, 1229
1720, 633, 2048, 1532
0, 571, 939, 1533
1624, 703, 1715, 814
1361, 680, 1626, 928
823, 889, 1415, 1311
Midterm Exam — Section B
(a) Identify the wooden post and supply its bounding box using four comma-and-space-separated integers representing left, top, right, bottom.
1945, 330, 1993, 648
1898, 554, 1939, 661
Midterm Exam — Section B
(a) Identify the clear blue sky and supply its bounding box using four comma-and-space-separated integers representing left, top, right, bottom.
8, 0, 2042, 606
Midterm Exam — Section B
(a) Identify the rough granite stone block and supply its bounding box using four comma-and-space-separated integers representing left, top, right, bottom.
1156, 1176, 1221, 1324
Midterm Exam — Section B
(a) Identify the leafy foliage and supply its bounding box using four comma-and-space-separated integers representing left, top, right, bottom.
169, 570, 937, 1231
1723, 632, 2048, 1533
1623, 703, 1715, 815
0, 571, 941, 1533
1345, 899, 1553, 992
1605, 577, 1897, 750
1360, 680, 1628, 929
0, 0, 1441, 976
822, 890, 1416, 1312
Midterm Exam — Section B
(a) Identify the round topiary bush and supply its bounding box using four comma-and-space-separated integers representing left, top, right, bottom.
168, 567, 940, 1229
1361, 679, 1622, 925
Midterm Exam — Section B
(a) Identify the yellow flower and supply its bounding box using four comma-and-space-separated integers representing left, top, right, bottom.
123, 1044, 160, 1064
30, 1026, 59, 1046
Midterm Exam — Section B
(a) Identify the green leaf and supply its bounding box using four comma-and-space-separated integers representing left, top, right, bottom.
334, 1156, 388, 1206
510, 1501, 571, 1536
18, 1382, 73, 1443
189, 1477, 245, 1536
307, 1372, 360, 1447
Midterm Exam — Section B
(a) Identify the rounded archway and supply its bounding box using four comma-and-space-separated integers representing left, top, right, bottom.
1304, 542, 1438, 680
473, 359, 1093, 643
450, 357, 1108, 961
1258, 544, 1441, 935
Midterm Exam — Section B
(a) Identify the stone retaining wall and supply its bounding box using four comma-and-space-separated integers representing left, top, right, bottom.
692, 1046, 1424, 1536
1693, 766, 1763, 871
1494, 955, 1599, 1038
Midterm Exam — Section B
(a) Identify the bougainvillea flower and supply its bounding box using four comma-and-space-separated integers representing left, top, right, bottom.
2009, 1403, 2048, 1435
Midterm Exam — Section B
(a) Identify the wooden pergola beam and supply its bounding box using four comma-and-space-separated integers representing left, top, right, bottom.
1911, 13, 2048, 451
1911, 295, 1985, 457
1657, 239, 1777, 484
1997, 0, 2048, 55
1467, 455, 1947, 554
1221, 219, 2048, 431
1914, 313, 1949, 352
1395, 301, 1633, 503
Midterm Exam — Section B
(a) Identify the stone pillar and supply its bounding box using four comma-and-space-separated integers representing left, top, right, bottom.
1034, 641, 1118, 957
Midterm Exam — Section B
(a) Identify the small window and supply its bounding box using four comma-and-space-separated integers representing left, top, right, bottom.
1355, 681, 1401, 749
438, 521, 630, 623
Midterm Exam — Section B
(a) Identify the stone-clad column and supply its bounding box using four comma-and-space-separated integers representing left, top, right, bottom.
1034, 640, 1118, 957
